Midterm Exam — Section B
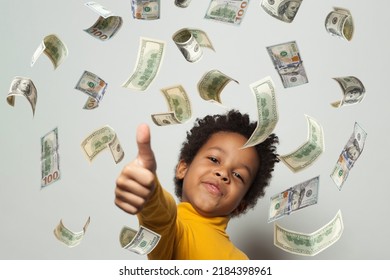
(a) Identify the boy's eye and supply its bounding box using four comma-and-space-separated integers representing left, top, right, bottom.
208, 156, 219, 163
233, 171, 244, 182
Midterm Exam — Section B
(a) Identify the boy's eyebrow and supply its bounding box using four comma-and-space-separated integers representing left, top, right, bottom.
206, 146, 253, 177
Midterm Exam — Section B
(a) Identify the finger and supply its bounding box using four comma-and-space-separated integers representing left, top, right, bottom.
116, 173, 153, 199
119, 163, 155, 189
115, 187, 147, 209
136, 124, 156, 172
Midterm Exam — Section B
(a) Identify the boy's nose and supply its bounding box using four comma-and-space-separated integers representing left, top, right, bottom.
214, 170, 229, 182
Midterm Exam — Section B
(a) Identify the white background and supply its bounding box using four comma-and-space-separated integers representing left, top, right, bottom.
1, 0, 389, 260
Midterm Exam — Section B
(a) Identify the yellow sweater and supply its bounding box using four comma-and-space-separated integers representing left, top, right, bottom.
137, 178, 248, 260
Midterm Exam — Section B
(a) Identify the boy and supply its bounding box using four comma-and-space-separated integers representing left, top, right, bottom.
115, 110, 279, 259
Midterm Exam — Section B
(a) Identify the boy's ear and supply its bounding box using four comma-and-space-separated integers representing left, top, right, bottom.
175, 160, 188, 179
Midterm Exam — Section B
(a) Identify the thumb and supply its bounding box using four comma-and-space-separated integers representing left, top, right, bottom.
136, 123, 156, 173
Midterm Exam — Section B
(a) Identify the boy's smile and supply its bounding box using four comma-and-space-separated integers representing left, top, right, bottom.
176, 131, 260, 217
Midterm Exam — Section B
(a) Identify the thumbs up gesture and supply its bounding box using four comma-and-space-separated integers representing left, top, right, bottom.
115, 124, 157, 214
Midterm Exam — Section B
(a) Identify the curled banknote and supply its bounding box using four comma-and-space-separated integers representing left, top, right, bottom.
242, 76, 278, 148
268, 176, 319, 222
279, 115, 324, 172
172, 28, 214, 63
75, 70, 108, 110
54, 217, 90, 248
325, 7, 354, 41
122, 37, 165, 91
84, 16, 122, 41
197, 69, 238, 104
41, 127, 61, 188
31, 34, 68, 69
131, 0, 160, 19
81, 125, 124, 164
267, 41, 308, 88
119, 225, 161, 255
85, 1, 114, 18
330, 122, 367, 190
274, 210, 343, 256
261, 0, 302, 23
6, 76, 37, 116
151, 85, 192, 126
175, 0, 192, 8
331, 76, 365, 108
204, 0, 249, 26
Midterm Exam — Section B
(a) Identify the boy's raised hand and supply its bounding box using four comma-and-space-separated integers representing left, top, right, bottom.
115, 124, 157, 215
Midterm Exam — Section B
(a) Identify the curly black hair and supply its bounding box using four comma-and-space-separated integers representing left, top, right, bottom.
174, 109, 279, 217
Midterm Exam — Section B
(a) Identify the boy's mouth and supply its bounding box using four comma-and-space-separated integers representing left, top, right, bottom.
202, 181, 222, 196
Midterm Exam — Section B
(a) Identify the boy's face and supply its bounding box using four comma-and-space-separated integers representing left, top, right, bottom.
176, 131, 259, 217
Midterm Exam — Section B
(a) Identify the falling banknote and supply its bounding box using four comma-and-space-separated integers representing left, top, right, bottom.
172, 28, 214, 63
197, 69, 238, 104
279, 115, 324, 172
81, 125, 124, 164
75, 70, 108, 110
54, 217, 90, 248
175, 0, 192, 8
131, 0, 160, 20
41, 127, 61, 188
122, 37, 165, 91
84, 16, 122, 41
85, 1, 114, 18
330, 122, 367, 190
242, 76, 278, 148
31, 34, 68, 69
204, 0, 249, 26
261, 0, 303, 23
151, 85, 192, 126
325, 7, 354, 41
119, 225, 161, 255
274, 210, 344, 256
268, 176, 319, 223
267, 40, 308, 88
331, 76, 365, 108
6, 76, 37, 116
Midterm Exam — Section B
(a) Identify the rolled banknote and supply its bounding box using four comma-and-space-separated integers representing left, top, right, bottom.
119, 225, 161, 255
274, 210, 343, 256
75, 70, 108, 110
151, 85, 192, 126
267, 40, 308, 88
131, 0, 160, 20
84, 16, 122, 41
261, 0, 302, 23
172, 28, 214, 63
197, 69, 238, 104
122, 37, 165, 91
85, 1, 114, 18
6, 76, 37, 116
330, 122, 367, 190
204, 0, 249, 26
54, 217, 90, 248
81, 125, 124, 163
41, 127, 61, 188
175, 0, 192, 8
31, 34, 68, 69
279, 115, 324, 172
325, 7, 354, 41
268, 176, 319, 222
331, 76, 365, 108
242, 76, 278, 148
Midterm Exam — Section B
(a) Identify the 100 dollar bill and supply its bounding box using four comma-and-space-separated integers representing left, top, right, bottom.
31, 34, 68, 69
204, 0, 249, 26
54, 217, 90, 248
119, 225, 161, 255
81, 125, 124, 163
274, 210, 343, 256
41, 127, 61, 188
242, 76, 278, 148
7, 76, 38, 116
122, 37, 165, 91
